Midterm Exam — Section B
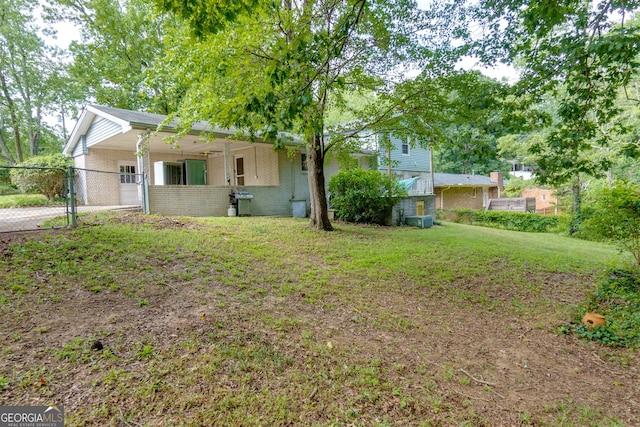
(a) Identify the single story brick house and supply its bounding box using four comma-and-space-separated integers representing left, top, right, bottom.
62, 105, 369, 217
433, 171, 504, 210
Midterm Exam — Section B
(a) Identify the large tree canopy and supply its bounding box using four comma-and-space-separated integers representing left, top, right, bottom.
51, 0, 186, 114
475, 0, 640, 187
153, 0, 467, 230
0, 0, 73, 164
431, 71, 526, 175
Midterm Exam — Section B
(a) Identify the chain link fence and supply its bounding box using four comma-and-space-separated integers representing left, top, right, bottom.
0, 166, 142, 233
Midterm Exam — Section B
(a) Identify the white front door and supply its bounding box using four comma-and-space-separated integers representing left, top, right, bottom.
118, 162, 140, 205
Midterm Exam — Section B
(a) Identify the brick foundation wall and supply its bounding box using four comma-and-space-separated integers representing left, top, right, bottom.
392, 195, 436, 226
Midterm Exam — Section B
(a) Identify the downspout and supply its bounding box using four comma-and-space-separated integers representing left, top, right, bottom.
136, 132, 150, 214
440, 186, 451, 210
429, 144, 434, 195
224, 142, 232, 186
254, 145, 258, 179
291, 151, 295, 200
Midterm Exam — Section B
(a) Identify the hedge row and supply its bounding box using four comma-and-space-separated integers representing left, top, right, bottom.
441, 208, 568, 233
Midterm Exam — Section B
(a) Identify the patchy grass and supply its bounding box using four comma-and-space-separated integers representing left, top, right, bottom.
0, 194, 52, 208
0, 212, 638, 426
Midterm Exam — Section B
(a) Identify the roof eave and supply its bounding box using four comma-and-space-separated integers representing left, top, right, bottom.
62, 108, 93, 157
434, 183, 496, 187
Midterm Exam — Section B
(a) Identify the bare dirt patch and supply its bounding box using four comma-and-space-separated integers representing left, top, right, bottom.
0, 218, 638, 426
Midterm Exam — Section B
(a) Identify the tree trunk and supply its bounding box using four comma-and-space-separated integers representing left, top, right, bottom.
0, 117, 16, 164
0, 71, 23, 163
571, 175, 581, 214
29, 105, 42, 156
307, 134, 333, 231
570, 174, 581, 234
30, 129, 39, 156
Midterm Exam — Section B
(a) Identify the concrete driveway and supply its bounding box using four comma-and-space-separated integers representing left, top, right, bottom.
0, 205, 139, 233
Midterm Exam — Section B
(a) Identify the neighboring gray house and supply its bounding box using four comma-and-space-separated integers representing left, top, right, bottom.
362, 133, 433, 196
356, 132, 435, 223
62, 105, 368, 217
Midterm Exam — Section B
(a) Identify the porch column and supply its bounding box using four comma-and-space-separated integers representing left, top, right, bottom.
223, 142, 232, 185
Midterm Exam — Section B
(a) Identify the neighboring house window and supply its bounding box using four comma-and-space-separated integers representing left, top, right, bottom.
542, 194, 547, 201
301, 153, 308, 171
472, 187, 477, 198
120, 165, 136, 184
401, 141, 410, 155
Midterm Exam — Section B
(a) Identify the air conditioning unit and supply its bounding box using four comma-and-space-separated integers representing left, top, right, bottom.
405, 215, 433, 228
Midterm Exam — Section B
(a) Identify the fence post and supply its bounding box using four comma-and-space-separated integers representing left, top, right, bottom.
68, 166, 77, 228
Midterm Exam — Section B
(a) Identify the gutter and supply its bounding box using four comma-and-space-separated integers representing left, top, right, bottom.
136, 133, 150, 214
128, 122, 234, 140
440, 186, 451, 210
128, 122, 305, 145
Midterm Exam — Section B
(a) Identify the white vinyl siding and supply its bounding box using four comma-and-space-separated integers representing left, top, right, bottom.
72, 135, 88, 157
86, 118, 123, 147
381, 135, 430, 172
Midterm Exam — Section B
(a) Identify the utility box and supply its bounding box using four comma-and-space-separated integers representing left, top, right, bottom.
292, 200, 306, 218
405, 215, 433, 228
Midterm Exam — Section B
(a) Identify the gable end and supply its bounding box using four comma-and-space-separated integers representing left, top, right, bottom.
86, 118, 125, 148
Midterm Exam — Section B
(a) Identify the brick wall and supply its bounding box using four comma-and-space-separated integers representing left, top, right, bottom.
74, 146, 286, 207
149, 147, 279, 186
522, 187, 558, 214
75, 146, 373, 216
435, 186, 485, 210
232, 146, 280, 186
148, 186, 231, 216
75, 148, 134, 205
392, 195, 436, 225
149, 150, 310, 217
208, 155, 226, 185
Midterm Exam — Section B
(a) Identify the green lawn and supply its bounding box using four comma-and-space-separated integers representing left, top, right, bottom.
0, 193, 52, 208
0, 212, 637, 426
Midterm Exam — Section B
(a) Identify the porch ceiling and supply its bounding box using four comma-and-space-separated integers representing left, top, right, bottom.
93, 130, 271, 155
